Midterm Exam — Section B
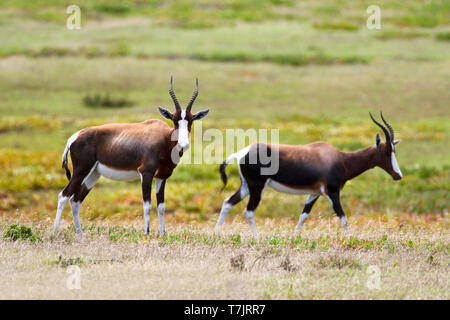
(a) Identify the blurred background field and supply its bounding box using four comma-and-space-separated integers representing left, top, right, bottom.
0, 0, 449, 229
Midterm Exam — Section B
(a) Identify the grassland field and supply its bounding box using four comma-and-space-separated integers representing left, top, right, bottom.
0, 0, 448, 299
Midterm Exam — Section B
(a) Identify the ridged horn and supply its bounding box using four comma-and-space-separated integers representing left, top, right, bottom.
169, 76, 181, 111
380, 111, 394, 142
369, 112, 391, 144
186, 78, 198, 112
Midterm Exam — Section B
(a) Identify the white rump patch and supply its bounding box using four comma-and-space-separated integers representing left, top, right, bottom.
225, 145, 251, 164
97, 163, 140, 181
391, 150, 402, 177
238, 166, 249, 199
227, 145, 253, 198
62, 131, 80, 162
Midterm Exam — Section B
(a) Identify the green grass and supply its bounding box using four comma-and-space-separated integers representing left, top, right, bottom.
1, 0, 448, 28
436, 32, 450, 41
313, 21, 359, 31
0, 57, 448, 219
0, 1, 449, 224
0, 1, 448, 301
375, 29, 430, 40
3, 223, 42, 242
0, 218, 448, 299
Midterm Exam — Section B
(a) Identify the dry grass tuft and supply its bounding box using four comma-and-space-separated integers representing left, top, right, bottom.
314, 253, 362, 270
0, 216, 447, 299
230, 253, 245, 272
280, 255, 298, 272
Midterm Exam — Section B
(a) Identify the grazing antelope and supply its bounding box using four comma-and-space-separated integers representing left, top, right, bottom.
216, 112, 402, 235
54, 77, 209, 237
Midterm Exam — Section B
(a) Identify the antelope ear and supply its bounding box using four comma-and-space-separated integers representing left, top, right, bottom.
193, 109, 209, 121
375, 133, 381, 148
158, 107, 173, 120
393, 139, 401, 145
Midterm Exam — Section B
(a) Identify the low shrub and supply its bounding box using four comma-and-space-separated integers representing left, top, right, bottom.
83, 94, 134, 108
3, 224, 42, 242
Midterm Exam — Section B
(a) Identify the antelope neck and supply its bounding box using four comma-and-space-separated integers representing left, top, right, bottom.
340, 146, 377, 181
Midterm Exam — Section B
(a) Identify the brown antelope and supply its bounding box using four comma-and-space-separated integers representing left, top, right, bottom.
216, 112, 402, 235
54, 77, 209, 237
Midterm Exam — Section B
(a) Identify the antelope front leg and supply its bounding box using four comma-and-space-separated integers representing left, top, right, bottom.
139, 171, 154, 235
328, 191, 349, 232
155, 178, 166, 236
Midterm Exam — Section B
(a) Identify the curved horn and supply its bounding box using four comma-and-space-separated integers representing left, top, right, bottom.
380, 111, 394, 142
186, 78, 198, 112
369, 112, 390, 144
169, 76, 181, 111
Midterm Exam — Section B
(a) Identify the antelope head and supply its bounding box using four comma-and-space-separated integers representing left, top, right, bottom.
158, 77, 210, 151
369, 112, 402, 180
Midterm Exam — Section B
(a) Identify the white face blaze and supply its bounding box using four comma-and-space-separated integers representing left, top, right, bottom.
177, 110, 190, 151
391, 144, 402, 178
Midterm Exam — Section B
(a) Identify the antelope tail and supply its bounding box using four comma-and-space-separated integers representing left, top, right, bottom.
219, 145, 251, 190
61, 131, 79, 181
219, 160, 228, 190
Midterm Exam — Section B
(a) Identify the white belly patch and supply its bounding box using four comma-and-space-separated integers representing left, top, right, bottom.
97, 163, 140, 181
268, 180, 318, 195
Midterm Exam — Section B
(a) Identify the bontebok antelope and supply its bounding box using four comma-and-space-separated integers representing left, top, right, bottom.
216, 112, 402, 234
54, 77, 209, 237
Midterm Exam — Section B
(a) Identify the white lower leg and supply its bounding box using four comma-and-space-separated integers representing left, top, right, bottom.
295, 212, 309, 233
157, 203, 165, 236
339, 216, 348, 231
215, 199, 233, 232
69, 200, 82, 236
54, 192, 69, 231
244, 209, 257, 235
143, 201, 151, 234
